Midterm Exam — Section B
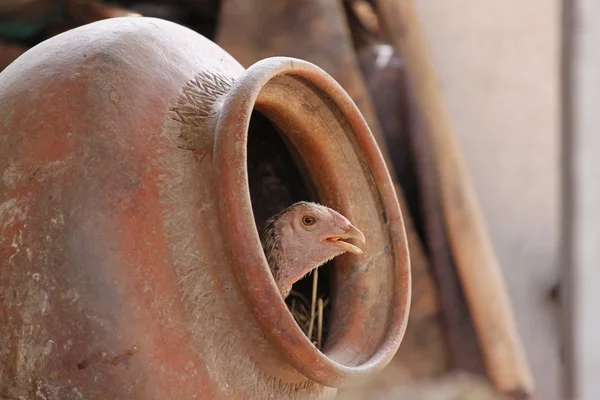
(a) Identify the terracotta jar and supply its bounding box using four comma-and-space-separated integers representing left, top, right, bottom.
0, 17, 410, 399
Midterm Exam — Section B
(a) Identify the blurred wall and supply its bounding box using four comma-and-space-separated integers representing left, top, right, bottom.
413, 2, 561, 399
564, 0, 600, 398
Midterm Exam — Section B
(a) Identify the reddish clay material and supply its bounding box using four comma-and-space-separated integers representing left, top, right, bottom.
0, 17, 410, 399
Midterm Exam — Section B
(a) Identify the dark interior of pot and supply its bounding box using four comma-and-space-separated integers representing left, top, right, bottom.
246, 110, 334, 348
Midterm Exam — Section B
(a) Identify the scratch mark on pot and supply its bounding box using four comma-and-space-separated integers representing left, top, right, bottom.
2, 162, 22, 188
198, 203, 212, 212
27, 167, 41, 181
77, 344, 139, 370
353, 243, 393, 272
0, 393, 22, 399
43, 340, 55, 356
109, 91, 120, 104
0, 198, 17, 226
35, 381, 48, 400
71, 387, 84, 399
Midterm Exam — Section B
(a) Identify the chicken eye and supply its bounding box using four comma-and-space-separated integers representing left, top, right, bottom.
302, 215, 316, 226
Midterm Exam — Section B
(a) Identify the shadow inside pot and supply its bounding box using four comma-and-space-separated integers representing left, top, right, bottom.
246, 110, 334, 348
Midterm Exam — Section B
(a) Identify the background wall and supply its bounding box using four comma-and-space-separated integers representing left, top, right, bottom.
413, 2, 561, 399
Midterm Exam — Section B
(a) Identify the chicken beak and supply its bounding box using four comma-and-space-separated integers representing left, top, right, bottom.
322, 224, 366, 255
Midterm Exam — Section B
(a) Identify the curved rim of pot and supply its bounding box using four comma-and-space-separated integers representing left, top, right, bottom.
213, 56, 411, 387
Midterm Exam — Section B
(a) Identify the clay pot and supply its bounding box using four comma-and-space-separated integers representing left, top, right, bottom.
0, 17, 410, 399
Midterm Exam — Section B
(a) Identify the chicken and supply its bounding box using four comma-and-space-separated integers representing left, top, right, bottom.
259, 201, 366, 298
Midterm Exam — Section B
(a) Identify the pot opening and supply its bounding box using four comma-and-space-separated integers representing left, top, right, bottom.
246, 110, 333, 349
215, 58, 410, 385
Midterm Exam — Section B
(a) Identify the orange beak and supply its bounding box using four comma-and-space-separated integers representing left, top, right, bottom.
321, 224, 366, 255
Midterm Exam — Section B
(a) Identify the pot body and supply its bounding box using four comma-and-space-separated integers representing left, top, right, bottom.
0, 16, 251, 400
0, 17, 409, 400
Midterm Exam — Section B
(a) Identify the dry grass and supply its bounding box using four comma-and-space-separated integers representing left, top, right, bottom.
287, 269, 329, 350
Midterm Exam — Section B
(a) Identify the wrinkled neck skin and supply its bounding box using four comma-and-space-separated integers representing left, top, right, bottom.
270, 222, 345, 296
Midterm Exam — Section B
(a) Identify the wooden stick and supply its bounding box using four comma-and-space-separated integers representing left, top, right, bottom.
317, 298, 324, 350
373, 0, 534, 397
307, 268, 319, 340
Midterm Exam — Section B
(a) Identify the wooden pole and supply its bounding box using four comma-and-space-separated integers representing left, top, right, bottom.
373, 0, 535, 397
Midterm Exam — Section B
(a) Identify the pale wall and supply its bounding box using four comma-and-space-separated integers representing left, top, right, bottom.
413, 2, 561, 399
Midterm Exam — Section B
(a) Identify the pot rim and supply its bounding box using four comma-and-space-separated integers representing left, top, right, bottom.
213, 56, 411, 387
